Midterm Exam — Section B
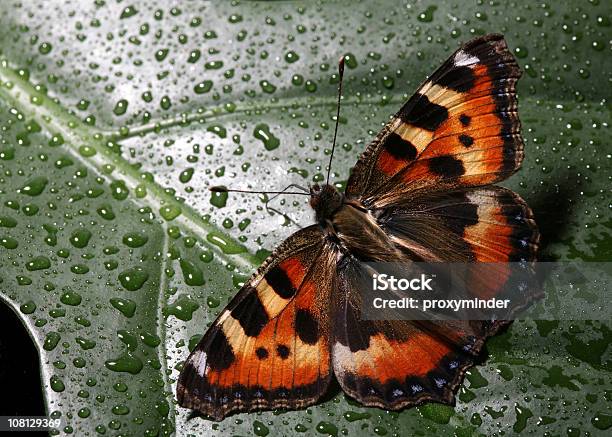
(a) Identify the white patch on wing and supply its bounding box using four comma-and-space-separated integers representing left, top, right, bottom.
217, 309, 231, 324
191, 349, 208, 377
331, 342, 354, 380
454, 50, 479, 67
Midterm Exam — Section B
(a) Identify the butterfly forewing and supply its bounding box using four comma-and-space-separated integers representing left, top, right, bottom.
346, 33, 523, 204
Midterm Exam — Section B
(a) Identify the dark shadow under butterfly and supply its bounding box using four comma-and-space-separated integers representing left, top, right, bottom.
177, 33, 539, 420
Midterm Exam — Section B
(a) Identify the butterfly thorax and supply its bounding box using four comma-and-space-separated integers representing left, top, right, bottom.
309, 184, 344, 223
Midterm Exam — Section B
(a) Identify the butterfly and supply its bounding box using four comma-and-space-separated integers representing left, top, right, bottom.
177, 33, 539, 420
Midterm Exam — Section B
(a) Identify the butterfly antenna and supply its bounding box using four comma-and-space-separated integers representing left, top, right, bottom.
209, 186, 310, 196
326, 55, 345, 186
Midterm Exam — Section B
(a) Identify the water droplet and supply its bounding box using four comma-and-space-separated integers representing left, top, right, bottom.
122, 232, 148, 248
343, 411, 371, 422
418, 403, 454, 424
155, 48, 169, 62
229, 14, 243, 23
113, 99, 128, 115
417, 5, 437, 22
48, 134, 64, 147
466, 368, 489, 388
592, 413, 612, 430
163, 294, 200, 321
43, 332, 61, 351
206, 231, 246, 254
16, 275, 32, 285
70, 229, 92, 248
38, 42, 52, 55
155, 399, 170, 417
110, 180, 129, 201
204, 60, 223, 70
194, 80, 213, 94
179, 168, 194, 183
207, 124, 227, 138
284, 51, 300, 63
292, 74, 304, 86
75, 337, 96, 350
0, 236, 19, 249
0, 216, 17, 228
120, 5, 138, 19
514, 46, 529, 59
50, 375, 65, 392
210, 190, 228, 208
110, 298, 137, 318
19, 176, 48, 196
259, 80, 277, 93
105, 352, 143, 375
0, 146, 15, 160
118, 267, 149, 291
304, 79, 317, 92
179, 258, 205, 286
254, 124, 280, 150
253, 420, 269, 436
342, 53, 358, 69
160, 204, 181, 221
315, 421, 338, 436
139, 331, 161, 348
26, 256, 51, 271
60, 289, 82, 306
74, 316, 91, 327
20, 300, 36, 314
513, 404, 534, 433
206, 296, 220, 308
117, 330, 138, 351
157, 95, 171, 110
71, 264, 90, 274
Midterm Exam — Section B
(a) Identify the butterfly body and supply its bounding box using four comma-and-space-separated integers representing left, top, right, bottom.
178, 33, 539, 420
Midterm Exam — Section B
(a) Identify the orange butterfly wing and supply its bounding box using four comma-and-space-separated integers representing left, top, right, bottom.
346, 33, 523, 204
177, 226, 334, 420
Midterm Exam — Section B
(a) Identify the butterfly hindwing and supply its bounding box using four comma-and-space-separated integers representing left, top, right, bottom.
332, 259, 509, 409
177, 225, 335, 420
380, 186, 539, 264
346, 33, 522, 204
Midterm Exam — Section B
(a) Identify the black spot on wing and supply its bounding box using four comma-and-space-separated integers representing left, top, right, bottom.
264, 265, 297, 299
435, 65, 476, 92
435, 191, 479, 235
384, 132, 418, 160
295, 309, 319, 345
458, 134, 474, 147
207, 331, 235, 371
399, 94, 448, 131
341, 307, 376, 352
230, 287, 269, 337
429, 156, 465, 178
459, 114, 471, 126
255, 347, 268, 360
276, 344, 290, 359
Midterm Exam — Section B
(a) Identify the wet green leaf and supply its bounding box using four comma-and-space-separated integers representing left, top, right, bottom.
0, 1, 610, 436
